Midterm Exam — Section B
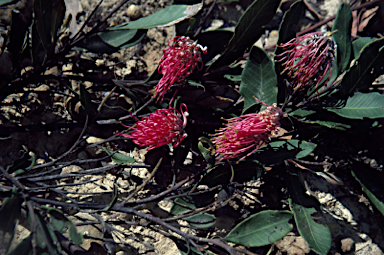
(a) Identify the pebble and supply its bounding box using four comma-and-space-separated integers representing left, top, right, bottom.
341, 237, 355, 252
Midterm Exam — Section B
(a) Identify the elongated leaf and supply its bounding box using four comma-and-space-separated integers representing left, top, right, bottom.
208, 0, 281, 70
34, 0, 65, 53
173, 237, 204, 255
255, 139, 316, 165
6, 235, 32, 255
290, 109, 352, 130
0, 193, 22, 252
102, 148, 136, 164
224, 74, 241, 81
352, 37, 376, 59
0, 0, 16, 6
99, 29, 138, 47
184, 213, 216, 229
351, 163, 384, 217
200, 165, 232, 187
332, 3, 352, 72
79, 83, 92, 114
225, 210, 293, 247
287, 172, 331, 255
290, 201, 331, 255
239, 46, 277, 112
198, 137, 215, 164
104, 183, 119, 211
6, 151, 35, 174
43, 206, 83, 245
110, 3, 202, 30
327, 92, 384, 119
77, 29, 146, 53
170, 197, 196, 215
339, 38, 384, 97
8, 10, 28, 67
68, 221, 83, 245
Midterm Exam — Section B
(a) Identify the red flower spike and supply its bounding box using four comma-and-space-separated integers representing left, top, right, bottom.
211, 99, 283, 162
154, 36, 207, 101
276, 31, 337, 92
118, 104, 189, 151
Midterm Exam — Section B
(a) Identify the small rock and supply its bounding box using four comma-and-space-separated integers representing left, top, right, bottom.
341, 237, 355, 252
127, 5, 141, 20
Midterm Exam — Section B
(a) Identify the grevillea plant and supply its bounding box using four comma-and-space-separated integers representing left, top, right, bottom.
1, 0, 384, 255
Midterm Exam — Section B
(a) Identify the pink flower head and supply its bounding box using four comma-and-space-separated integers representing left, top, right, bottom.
154, 36, 207, 101
211, 99, 283, 162
118, 104, 189, 150
276, 31, 336, 92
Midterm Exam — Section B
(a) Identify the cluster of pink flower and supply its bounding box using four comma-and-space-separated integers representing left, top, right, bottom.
117, 104, 189, 151
211, 101, 283, 161
276, 31, 336, 92
118, 30, 335, 161
154, 36, 207, 101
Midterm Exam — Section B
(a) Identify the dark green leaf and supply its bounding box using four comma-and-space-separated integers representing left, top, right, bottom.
290, 109, 316, 117
50, 0, 65, 39
34, 212, 60, 254
301, 119, 350, 130
239, 46, 277, 112
102, 148, 136, 164
0, 193, 22, 252
170, 197, 196, 215
111, 3, 202, 30
352, 37, 376, 59
339, 37, 384, 97
327, 92, 384, 119
225, 210, 293, 247
43, 206, 83, 245
224, 74, 241, 81
6, 234, 32, 255
208, 0, 281, 70
289, 200, 331, 255
104, 183, 119, 211
290, 109, 352, 130
77, 29, 146, 53
8, 10, 28, 67
68, 221, 83, 245
199, 166, 232, 187
99, 29, 138, 47
233, 160, 265, 183
184, 213, 216, 229
254, 139, 316, 165
120, 30, 147, 49
6, 151, 35, 174
0, 0, 17, 6
173, 237, 204, 255
34, 0, 65, 53
287, 172, 331, 255
332, 3, 352, 72
198, 137, 214, 164
351, 163, 384, 217
79, 83, 92, 114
